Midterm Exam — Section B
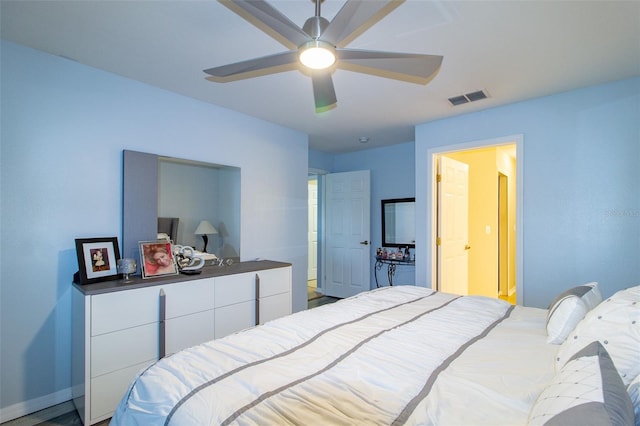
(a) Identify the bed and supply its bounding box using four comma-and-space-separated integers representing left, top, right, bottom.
111, 284, 639, 425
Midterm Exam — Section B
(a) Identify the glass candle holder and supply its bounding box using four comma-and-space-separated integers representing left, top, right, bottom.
117, 258, 137, 283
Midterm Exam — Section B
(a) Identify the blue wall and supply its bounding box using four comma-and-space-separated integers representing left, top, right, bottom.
308, 149, 333, 173
0, 41, 308, 419
415, 77, 640, 308
312, 78, 639, 305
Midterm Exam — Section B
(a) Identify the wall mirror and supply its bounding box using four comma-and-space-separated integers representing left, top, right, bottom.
122, 150, 241, 262
381, 198, 415, 248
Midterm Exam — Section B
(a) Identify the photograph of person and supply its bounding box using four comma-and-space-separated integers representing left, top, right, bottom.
90, 248, 109, 272
140, 241, 178, 278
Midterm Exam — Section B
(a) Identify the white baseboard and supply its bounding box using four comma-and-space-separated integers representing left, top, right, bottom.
0, 387, 72, 423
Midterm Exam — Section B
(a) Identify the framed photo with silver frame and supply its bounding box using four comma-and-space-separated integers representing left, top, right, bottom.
139, 240, 179, 279
74, 237, 120, 284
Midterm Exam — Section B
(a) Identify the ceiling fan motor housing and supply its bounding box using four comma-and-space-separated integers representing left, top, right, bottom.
303, 16, 330, 39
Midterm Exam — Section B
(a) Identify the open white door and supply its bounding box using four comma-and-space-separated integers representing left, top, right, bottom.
438, 156, 469, 295
323, 170, 371, 298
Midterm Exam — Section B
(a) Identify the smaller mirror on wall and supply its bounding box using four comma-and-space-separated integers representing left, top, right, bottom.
381, 198, 415, 248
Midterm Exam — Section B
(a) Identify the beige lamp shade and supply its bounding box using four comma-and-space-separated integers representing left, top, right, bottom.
194, 220, 218, 235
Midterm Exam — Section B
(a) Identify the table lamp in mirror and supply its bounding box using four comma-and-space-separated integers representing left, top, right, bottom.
195, 220, 218, 253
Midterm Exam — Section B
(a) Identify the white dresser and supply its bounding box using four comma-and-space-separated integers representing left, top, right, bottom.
71, 260, 291, 425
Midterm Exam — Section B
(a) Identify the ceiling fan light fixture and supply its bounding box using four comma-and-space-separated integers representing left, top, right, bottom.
299, 40, 336, 70
210, 0, 441, 110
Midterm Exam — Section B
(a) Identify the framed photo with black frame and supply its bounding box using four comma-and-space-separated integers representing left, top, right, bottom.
74, 237, 120, 284
139, 240, 179, 279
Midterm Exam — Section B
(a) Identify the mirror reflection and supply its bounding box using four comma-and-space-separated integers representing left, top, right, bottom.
381, 198, 415, 247
158, 157, 240, 259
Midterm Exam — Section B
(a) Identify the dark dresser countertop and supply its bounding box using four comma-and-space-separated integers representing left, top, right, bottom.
73, 260, 292, 295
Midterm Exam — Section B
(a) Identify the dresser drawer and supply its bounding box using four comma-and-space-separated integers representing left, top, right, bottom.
91, 360, 154, 421
163, 278, 215, 319
215, 272, 255, 307
91, 323, 157, 377
165, 310, 215, 355
260, 292, 291, 324
215, 300, 254, 339
91, 286, 160, 336
258, 267, 291, 297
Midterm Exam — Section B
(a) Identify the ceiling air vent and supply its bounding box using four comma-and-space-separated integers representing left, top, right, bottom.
448, 89, 489, 106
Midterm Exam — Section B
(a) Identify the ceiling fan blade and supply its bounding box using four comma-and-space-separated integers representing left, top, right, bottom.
321, 0, 404, 48
204, 51, 299, 82
219, 0, 310, 49
311, 71, 337, 111
337, 49, 443, 84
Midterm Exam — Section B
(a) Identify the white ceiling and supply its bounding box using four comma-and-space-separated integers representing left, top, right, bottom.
2, 1, 639, 153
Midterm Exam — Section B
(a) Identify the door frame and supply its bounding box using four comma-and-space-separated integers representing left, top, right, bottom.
307, 175, 319, 282
308, 168, 328, 293
426, 134, 524, 305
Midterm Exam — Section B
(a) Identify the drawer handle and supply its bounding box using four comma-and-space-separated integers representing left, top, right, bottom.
255, 274, 260, 326
159, 289, 166, 358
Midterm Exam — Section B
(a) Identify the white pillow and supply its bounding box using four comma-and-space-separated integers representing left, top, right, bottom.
555, 285, 640, 386
628, 374, 640, 426
529, 341, 634, 426
546, 283, 602, 345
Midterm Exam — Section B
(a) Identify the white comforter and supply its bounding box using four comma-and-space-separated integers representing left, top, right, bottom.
112, 286, 558, 425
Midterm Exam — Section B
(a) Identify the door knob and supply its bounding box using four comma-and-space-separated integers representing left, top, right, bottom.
464, 244, 471, 250
360, 240, 369, 245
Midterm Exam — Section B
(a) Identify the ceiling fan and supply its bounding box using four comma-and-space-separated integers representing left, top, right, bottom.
204, 0, 443, 111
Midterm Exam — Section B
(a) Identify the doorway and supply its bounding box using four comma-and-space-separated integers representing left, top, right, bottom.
308, 175, 322, 301
307, 170, 371, 306
432, 138, 520, 304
